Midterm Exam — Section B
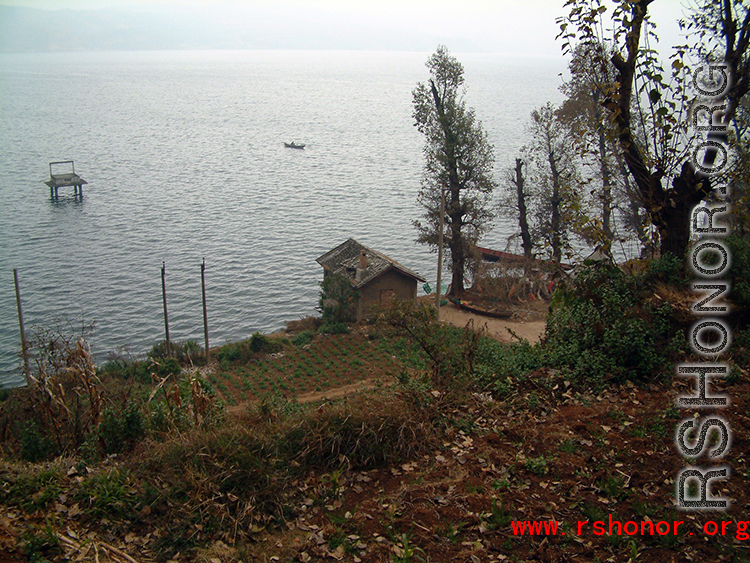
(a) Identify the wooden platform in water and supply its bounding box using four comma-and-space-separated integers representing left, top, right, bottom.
44, 160, 87, 197
44, 173, 88, 188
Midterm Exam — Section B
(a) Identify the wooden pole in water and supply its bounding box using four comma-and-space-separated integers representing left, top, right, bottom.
13, 269, 31, 385
161, 262, 171, 356
201, 258, 210, 364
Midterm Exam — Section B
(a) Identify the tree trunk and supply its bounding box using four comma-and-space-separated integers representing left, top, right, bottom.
513, 158, 533, 259
597, 117, 613, 243
658, 163, 711, 259
431, 79, 467, 297
448, 187, 466, 296
591, 90, 613, 244
548, 150, 563, 264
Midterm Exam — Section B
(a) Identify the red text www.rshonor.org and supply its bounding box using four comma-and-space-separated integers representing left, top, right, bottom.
511, 516, 750, 540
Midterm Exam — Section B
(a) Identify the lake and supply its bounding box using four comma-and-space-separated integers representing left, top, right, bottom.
0, 49, 566, 388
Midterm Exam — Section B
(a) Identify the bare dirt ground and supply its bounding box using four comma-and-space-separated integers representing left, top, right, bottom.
419, 294, 548, 343
436, 300, 547, 343
211, 370, 750, 563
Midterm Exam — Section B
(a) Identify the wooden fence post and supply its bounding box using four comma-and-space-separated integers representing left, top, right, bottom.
13, 269, 31, 385
201, 258, 210, 364
161, 262, 171, 356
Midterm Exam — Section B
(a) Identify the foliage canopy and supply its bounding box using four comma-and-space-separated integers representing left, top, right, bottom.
413, 45, 497, 295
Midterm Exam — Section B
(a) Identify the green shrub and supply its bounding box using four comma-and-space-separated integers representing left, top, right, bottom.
248, 332, 284, 354
97, 405, 144, 455
152, 357, 181, 379
542, 262, 684, 386
1, 467, 64, 511
99, 357, 152, 383
319, 273, 358, 324
75, 468, 137, 520
216, 333, 284, 366
20, 421, 59, 463
141, 390, 435, 533
474, 338, 544, 394
639, 252, 689, 287
217, 343, 242, 364
319, 322, 350, 335
381, 300, 483, 394
292, 330, 315, 347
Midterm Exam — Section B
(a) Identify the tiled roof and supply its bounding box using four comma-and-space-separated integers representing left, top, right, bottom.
316, 238, 426, 288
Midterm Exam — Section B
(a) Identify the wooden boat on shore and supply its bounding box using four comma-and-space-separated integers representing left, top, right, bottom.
449, 297, 513, 319
284, 141, 305, 149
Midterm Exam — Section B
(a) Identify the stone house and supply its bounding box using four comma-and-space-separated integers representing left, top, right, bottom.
316, 238, 426, 322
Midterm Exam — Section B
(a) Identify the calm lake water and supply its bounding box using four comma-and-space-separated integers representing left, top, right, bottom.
0, 50, 565, 388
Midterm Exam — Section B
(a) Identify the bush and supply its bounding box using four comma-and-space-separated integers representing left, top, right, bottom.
20, 421, 59, 463
99, 356, 152, 383
473, 338, 544, 395
138, 390, 436, 538
97, 405, 144, 455
153, 357, 181, 379
542, 262, 684, 386
319, 273, 358, 324
216, 333, 285, 366
292, 330, 315, 347
23, 328, 103, 454
248, 332, 284, 354
639, 252, 689, 287
381, 300, 483, 395
319, 322, 350, 335
216, 343, 242, 364
74, 468, 137, 520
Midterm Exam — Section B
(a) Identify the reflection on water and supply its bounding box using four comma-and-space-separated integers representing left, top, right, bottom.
50, 193, 85, 207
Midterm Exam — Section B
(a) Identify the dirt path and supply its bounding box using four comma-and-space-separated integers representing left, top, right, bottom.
295, 377, 392, 403
437, 300, 546, 343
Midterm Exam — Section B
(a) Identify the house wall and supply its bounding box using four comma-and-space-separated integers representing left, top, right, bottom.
355, 269, 417, 321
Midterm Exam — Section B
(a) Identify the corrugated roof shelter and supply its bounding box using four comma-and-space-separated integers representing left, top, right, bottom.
316, 238, 426, 321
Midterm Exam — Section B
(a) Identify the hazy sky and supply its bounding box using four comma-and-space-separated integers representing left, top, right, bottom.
0, 0, 690, 56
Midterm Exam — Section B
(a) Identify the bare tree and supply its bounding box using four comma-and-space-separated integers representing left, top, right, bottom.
508, 154, 534, 260
526, 103, 584, 264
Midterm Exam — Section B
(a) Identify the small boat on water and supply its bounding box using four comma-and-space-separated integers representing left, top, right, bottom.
284, 141, 305, 149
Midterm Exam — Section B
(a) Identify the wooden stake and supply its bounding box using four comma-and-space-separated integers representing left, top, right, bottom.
201, 258, 210, 364
161, 262, 171, 356
13, 269, 31, 385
